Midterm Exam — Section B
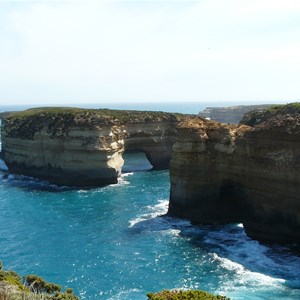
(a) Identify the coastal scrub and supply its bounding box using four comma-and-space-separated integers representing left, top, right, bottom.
147, 290, 230, 300
0, 261, 79, 300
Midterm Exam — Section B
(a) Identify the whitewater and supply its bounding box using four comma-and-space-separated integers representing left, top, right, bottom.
0, 103, 300, 299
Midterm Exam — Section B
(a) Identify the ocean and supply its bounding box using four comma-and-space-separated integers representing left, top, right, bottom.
0, 102, 299, 300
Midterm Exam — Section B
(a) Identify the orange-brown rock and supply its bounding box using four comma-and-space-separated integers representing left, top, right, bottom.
169, 104, 300, 244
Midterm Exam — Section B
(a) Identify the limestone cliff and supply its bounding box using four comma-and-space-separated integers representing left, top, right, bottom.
1, 107, 184, 186
169, 103, 300, 244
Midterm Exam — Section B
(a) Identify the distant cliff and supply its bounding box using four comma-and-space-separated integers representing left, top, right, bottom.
169, 103, 300, 244
199, 104, 273, 124
1, 107, 185, 186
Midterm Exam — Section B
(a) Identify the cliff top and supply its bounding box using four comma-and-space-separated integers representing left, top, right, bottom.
178, 116, 238, 130
240, 103, 300, 127
178, 117, 252, 142
181, 103, 300, 133
4, 107, 185, 125
0, 112, 13, 121
2, 107, 188, 139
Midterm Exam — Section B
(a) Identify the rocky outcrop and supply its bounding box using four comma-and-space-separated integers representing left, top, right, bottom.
1, 108, 184, 186
169, 104, 300, 244
199, 104, 273, 124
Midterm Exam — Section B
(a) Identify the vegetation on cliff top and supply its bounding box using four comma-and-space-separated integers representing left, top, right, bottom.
147, 290, 230, 300
5, 107, 185, 124
2, 107, 187, 139
178, 116, 237, 131
240, 102, 300, 127
0, 261, 79, 300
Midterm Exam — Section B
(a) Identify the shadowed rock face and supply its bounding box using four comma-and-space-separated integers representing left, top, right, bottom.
124, 122, 178, 169
169, 104, 300, 244
1, 108, 184, 186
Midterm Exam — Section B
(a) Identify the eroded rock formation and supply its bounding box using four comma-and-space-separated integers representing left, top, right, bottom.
1, 108, 184, 186
3, 104, 300, 243
169, 104, 300, 243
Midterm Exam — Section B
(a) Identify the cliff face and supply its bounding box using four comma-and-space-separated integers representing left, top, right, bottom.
169, 104, 300, 243
1, 108, 183, 186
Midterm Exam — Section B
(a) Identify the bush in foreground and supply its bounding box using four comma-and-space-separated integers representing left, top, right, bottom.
147, 289, 230, 300
0, 260, 79, 300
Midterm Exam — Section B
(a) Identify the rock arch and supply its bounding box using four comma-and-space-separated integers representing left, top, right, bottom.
1, 108, 183, 186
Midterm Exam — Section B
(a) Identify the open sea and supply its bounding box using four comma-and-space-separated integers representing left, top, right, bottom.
0, 102, 300, 300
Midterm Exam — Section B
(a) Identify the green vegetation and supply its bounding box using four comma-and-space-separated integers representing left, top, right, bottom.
24, 275, 62, 294
5, 107, 184, 124
0, 269, 26, 292
240, 102, 300, 126
147, 290, 230, 300
3, 107, 186, 139
1, 261, 230, 300
0, 261, 79, 300
267, 102, 300, 113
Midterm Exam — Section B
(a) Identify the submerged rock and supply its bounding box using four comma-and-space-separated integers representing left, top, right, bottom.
169, 103, 300, 244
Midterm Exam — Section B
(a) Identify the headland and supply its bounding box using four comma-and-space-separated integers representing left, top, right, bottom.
169, 103, 300, 244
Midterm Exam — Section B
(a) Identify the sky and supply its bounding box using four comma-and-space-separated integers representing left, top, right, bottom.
0, 0, 300, 106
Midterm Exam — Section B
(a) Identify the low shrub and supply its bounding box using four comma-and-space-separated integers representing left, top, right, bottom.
147, 289, 230, 300
0, 261, 79, 300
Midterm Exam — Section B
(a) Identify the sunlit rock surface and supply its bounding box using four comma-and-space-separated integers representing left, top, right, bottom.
169, 104, 300, 244
1, 108, 184, 186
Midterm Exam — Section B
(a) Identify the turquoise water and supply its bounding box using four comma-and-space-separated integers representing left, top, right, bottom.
1, 103, 300, 299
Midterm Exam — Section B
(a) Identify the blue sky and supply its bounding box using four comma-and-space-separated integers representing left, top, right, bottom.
0, 0, 300, 105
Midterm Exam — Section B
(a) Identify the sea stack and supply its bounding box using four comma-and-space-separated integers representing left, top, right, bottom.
1, 107, 184, 186
169, 104, 300, 244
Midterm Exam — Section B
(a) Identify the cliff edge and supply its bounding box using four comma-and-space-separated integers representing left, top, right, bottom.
169, 103, 300, 244
1, 107, 185, 186
199, 104, 273, 124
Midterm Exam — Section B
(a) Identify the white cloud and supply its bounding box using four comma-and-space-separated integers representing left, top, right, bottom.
0, 0, 299, 105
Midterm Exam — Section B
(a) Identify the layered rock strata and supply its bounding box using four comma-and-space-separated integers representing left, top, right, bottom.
169, 104, 300, 243
1, 108, 184, 186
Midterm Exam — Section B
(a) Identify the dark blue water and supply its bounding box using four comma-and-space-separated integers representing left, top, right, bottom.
1, 103, 300, 299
